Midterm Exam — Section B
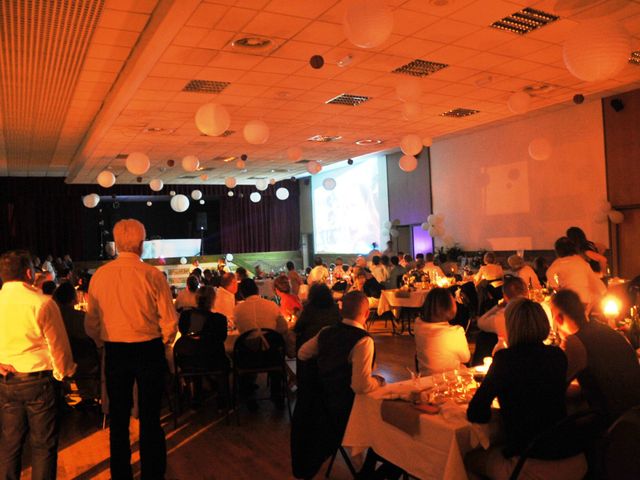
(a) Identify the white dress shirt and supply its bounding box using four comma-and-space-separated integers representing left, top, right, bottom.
474, 264, 504, 284
423, 262, 445, 281
298, 319, 380, 394
0, 281, 76, 380
546, 255, 606, 305
213, 286, 235, 325
233, 295, 288, 335
414, 321, 470, 376
515, 264, 541, 289
307, 265, 329, 285
370, 264, 389, 284
85, 252, 178, 345
174, 288, 197, 311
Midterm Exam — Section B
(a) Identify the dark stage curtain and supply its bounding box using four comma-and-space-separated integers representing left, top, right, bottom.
0, 177, 300, 259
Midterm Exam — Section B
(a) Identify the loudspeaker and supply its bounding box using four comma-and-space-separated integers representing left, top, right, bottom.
611, 98, 624, 112
195, 212, 207, 231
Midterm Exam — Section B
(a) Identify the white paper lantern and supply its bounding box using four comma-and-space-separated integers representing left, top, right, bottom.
182, 155, 199, 172
343, 0, 393, 49
250, 192, 261, 203
191, 189, 202, 201
563, 20, 631, 82
598, 200, 612, 213
243, 120, 270, 145
180, 257, 187, 265
228, 191, 234, 197
389, 228, 399, 238
236, 159, 246, 170
225, 177, 237, 189
126, 152, 150, 175
195, 103, 231, 136
97, 170, 116, 188
594, 211, 609, 224
287, 146, 303, 162
276, 187, 290, 200
398, 154, 418, 172
146, 201, 153, 207
383, 220, 392, 229
396, 77, 422, 102
82, 193, 100, 208
199, 200, 205, 205
226, 253, 234, 262
528, 138, 552, 161
608, 210, 624, 224
256, 179, 269, 191
422, 137, 433, 147
402, 102, 423, 121
400, 134, 422, 156
421, 222, 429, 231
306, 161, 322, 175
170, 194, 190, 213
149, 178, 163, 192
507, 91, 531, 114
169, 190, 176, 196
323, 178, 337, 190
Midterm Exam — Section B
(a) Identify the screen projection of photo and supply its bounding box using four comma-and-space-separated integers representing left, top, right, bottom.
312, 155, 389, 254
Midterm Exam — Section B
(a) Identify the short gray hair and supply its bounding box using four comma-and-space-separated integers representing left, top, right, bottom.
113, 219, 146, 254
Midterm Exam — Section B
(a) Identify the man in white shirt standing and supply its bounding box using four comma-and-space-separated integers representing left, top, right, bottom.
307, 256, 329, 285
213, 272, 237, 326
85, 219, 177, 480
0, 250, 76, 479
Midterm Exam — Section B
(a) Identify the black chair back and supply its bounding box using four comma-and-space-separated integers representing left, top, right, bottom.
233, 328, 285, 371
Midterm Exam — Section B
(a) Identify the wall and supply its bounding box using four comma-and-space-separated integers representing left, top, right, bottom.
386, 149, 431, 226
430, 100, 609, 252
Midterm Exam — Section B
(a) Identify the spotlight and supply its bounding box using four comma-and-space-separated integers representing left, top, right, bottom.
309, 55, 324, 69
241, 154, 248, 161
572, 94, 584, 104
167, 159, 175, 167
611, 98, 624, 112
290, 176, 296, 182
347, 158, 354, 165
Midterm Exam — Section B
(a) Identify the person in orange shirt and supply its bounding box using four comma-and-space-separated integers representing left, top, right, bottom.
274, 274, 302, 320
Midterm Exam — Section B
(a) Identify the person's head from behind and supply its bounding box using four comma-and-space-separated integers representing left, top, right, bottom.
239, 278, 258, 298
203, 269, 213, 280
355, 256, 366, 268
314, 256, 323, 267
502, 275, 527, 303
381, 255, 390, 266
192, 267, 202, 279
554, 236, 577, 258
372, 255, 381, 266
335, 257, 343, 266
186, 275, 199, 293
53, 281, 77, 306
113, 219, 146, 256
307, 283, 334, 309
505, 298, 550, 348
286, 261, 295, 271
341, 291, 369, 324
426, 253, 435, 263
416, 253, 424, 262
236, 266, 248, 280
566, 226, 588, 250
551, 289, 587, 337
0, 250, 35, 284
386, 240, 393, 250
533, 256, 548, 271
390, 255, 399, 266
274, 274, 291, 295
483, 252, 496, 265
41, 281, 57, 295
354, 269, 367, 289
220, 272, 238, 294
422, 287, 456, 323
403, 254, 412, 264
196, 286, 215, 311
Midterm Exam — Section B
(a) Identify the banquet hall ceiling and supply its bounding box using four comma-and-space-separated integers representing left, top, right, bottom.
0, 0, 639, 184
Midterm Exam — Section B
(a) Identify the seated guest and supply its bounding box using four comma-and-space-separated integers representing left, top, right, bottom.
441, 251, 460, 277
533, 256, 549, 286
254, 265, 265, 279
274, 274, 302, 319
423, 252, 445, 282
217, 257, 228, 275
307, 256, 329, 285
235, 267, 249, 301
286, 261, 304, 295
566, 226, 607, 275
546, 237, 606, 308
474, 252, 503, 286
382, 240, 394, 257
349, 268, 382, 306
388, 256, 406, 289
175, 275, 199, 311
369, 255, 389, 285
41, 280, 57, 296
402, 254, 415, 270
202, 269, 214, 286
294, 284, 341, 349
213, 273, 236, 327
552, 290, 640, 424
174, 286, 229, 372
507, 254, 541, 289
233, 279, 287, 336
478, 276, 528, 343
466, 299, 587, 480
191, 267, 203, 284
414, 288, 470, 375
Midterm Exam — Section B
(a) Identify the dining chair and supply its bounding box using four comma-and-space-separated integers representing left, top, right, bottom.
600, 405, 640, 479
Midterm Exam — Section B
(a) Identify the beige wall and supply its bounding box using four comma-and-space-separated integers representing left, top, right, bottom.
430, 100, 609, 252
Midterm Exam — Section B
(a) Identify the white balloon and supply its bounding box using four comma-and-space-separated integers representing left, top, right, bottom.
146, 201, 153, 206
169, 190, 176, 196
396, 78, 422, 102
225, 177, 237, 189
82, 193, 100, 208
507, 91, 531, 114
195, 102, 230, 136
528, 138, 552, 161
608, 210, 624, 224
398, 154, 418, 172
126, 152, 150, 175
430, 214, 444, 226
227, 191, 234, 197
276, 187, 290, 200
598, 200, 612, 213
402, 102, 423, 121
182, 155, 199, 172
389, 228, 399, 238
422, 137, 433, 147
400, 134, 423, 156
97, 170, 116, 188
383, 221, 392, 229
306, 161, 322, 175
199, 199, 205, 205
563, 20, 631, 82
421, 222, 429, 231
322, 177, 337, 190
191, 189, 202, 200
250, 192, 262, 203
226, 253, 234, 262
287, 146, 303, 162
594, 211, 609, 224
243, 120, 270, 145
149, 178, 163, 192
343, 0, 393, 48
170, 194, 190, 213
180, 257, 187, 265
256, 179, 269, 191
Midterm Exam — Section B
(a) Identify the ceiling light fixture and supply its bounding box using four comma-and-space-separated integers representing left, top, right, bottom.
232, 36, 272, 49
337, 54, 353, 67
630, 50, 640, 66
307, 134, 343, 142
355, 139, 383, 146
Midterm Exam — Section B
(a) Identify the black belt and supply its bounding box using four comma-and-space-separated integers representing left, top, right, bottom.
0, 370, 53, 381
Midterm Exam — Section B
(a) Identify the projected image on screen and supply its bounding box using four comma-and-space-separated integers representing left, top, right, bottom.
312, 155, 389, 254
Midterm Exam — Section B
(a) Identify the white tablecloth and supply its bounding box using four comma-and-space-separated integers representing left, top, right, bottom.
377, 289, 430, 319
342, 377, 492, 480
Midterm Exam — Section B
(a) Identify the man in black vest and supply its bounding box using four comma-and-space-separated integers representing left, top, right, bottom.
552, 289, 640, 424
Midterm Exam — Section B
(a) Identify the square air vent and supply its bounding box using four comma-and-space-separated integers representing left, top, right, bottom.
307, 135, 343, 143
325, 93, 370, 106
440, 108, 480, 118
183, 79, 230, 93
392, 59, 448, 77
630, 51, 640, 66
491, 7, 559, 35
